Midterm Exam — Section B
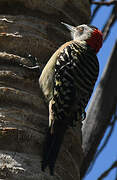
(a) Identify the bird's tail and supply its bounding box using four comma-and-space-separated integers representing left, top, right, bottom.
41, 122, 67, 175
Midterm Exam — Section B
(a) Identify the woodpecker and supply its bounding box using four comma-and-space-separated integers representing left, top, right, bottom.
39, 22, 103, 175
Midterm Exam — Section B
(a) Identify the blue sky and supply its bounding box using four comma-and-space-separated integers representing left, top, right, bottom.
84, 1, 117, 180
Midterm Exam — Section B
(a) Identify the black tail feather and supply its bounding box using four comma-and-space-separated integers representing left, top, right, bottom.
41, 123, 67, 175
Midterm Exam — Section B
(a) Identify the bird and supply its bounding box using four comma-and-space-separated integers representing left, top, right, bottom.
39, 22, 103, 175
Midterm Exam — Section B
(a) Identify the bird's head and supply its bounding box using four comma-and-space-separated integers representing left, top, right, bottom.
62, 22, 103, 53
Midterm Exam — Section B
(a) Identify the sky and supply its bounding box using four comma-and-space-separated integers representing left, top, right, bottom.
84, 1, 117, 180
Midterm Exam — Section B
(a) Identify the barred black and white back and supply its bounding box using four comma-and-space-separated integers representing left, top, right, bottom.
52, 42, 99, 126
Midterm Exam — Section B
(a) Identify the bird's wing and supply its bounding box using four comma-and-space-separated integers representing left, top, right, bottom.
49, 42, 99, 131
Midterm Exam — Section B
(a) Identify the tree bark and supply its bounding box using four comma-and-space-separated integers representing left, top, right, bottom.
81, 41, 117, 178
0, 1, 90, 179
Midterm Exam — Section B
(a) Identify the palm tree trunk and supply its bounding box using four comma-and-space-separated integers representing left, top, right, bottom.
0, 1, 90, 179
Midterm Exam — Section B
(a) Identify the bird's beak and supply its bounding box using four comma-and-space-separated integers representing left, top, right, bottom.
61, 22, 76, 32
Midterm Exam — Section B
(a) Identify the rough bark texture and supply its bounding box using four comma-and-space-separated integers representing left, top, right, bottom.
81, 41, 117, 178
0, 1, 90, 180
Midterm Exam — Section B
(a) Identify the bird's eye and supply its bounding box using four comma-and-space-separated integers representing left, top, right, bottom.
79, 27, 84, 33
77, 27, 84, 35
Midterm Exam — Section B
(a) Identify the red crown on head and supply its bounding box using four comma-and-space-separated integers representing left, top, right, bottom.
86, 28, 103, 53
